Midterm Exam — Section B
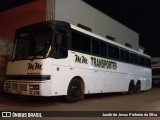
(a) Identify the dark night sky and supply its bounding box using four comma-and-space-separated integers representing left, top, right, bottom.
1, 0, 160, 57
83, 0, 160, 57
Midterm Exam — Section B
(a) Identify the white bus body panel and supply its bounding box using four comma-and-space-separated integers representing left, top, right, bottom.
52, 51, 151, 95
5, 51, 151, 96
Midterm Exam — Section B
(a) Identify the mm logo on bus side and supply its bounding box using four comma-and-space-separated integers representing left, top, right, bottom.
27, 63, 42, 70
75, 55, 88, 64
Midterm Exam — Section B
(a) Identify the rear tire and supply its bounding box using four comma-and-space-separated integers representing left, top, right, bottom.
66, 79, 83, 103
128, 81, 135, 94
135, 82, 141, 93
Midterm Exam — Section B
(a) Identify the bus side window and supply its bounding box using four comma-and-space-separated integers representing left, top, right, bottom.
146, 58, 151, 67
114, 46, 119, 60
108, 44, 114, 58
92, 39, 99, 55
139, 56, 145, 66
125, 50, 130, 63
55, 30, 68, 59
120, 48, 125, 61
99, 41, 107, 57
71, 31, 82, 51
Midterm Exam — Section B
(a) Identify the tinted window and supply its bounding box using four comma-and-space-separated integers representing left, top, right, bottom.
114, 46, 119, 60
82, 35, 91, 53
135, 54, 138, 64
130, 53, 138, 64
125, 51, 130, 62
146, 58, 151, 67
120, 49, 125, 61
139, 56, 145, 66
92, 39, 99, 55
55, 28, 68, 59
130, 53, 135, 64
108, 44, 114, 58
55, 29, 68, 48
99, 41, 107, 57
72, 32, 81, 50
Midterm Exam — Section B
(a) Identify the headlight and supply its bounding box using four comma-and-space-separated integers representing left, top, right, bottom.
5, 83, 11, 89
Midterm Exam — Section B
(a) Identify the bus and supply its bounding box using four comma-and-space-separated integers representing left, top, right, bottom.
152, 58, 160, 84
4, 20, 152, 102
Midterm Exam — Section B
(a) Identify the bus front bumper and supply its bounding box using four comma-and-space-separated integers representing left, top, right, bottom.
4, 81, 52, 96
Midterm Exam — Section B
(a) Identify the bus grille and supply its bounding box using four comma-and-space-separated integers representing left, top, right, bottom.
11, 83, 27, 91
19, 84, 27, 91
12, 83, 18, 90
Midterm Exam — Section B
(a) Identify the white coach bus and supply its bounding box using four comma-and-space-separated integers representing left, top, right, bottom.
4, 21, 151, 102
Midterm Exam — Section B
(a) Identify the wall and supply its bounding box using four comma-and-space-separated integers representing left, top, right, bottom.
0, 36, 13, 56
0, 36, 12, 93
0, 0, 47, 39
0, 0, 139, 50
54, 0, 139, 51
0, 0, 47, 93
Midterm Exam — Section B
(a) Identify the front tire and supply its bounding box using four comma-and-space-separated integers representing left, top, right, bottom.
66, 79, 83, 103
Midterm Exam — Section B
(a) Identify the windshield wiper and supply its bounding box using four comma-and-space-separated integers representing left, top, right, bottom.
28, 53, 44, 61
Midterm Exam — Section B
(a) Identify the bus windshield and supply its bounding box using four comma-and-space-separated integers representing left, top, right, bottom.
13, 27, 52, 60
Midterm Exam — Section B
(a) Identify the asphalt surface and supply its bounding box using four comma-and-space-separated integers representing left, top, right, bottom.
1, 84, 160, 120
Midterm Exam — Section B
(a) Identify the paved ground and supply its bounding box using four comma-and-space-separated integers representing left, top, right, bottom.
1, 84, 160, 120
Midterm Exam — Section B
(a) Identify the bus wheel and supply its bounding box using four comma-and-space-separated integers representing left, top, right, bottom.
135, 82, 141, 93
128, 81, 135, 94
66, 79, 83, 103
